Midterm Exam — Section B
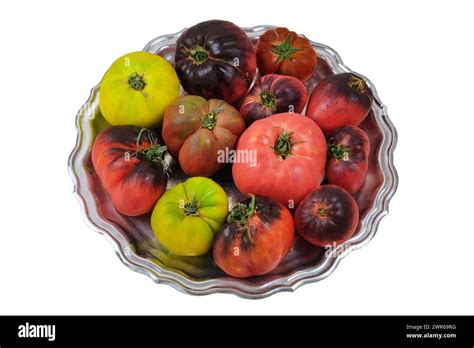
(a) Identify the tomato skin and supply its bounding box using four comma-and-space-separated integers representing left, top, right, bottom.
326, 126, 370, 194
162, 95, 245, 177
306, 73, 373, 133
151, 177, 228, 256
295, 185, 359, 247
175, 20, 256, 105
256, 27, 317, 81
91, 126, 168, 216
232, 113, 327, 209
240, 74, 307, 125
213, 195, 294, 278
99, 51, 180, 128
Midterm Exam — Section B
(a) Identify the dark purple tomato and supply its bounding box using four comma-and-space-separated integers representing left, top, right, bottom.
295, 185, 359, 247
239, 74, 308, 125
174, 20, 257, 105
326, 126, 370, 194
306, 73, 373, 133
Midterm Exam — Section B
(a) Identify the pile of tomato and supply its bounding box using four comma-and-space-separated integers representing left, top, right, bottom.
91, 20, 374, 278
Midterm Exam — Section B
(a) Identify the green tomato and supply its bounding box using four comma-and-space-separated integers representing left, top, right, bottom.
151, 177, 228, 256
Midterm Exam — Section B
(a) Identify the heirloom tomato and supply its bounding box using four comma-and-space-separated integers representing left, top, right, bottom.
295, 185, 359, 247
306, 73, 373, 132
256, 27, 317, 81
162, 95, 246, 177
99, 51, 180, 128
213, 195, 294, 278
151, 177, 228, 256
232, 113, 327, 209
91, 126, 168, 216
239, 74, 307, 125
174, 20, 256, 104
326, 126, 370, 194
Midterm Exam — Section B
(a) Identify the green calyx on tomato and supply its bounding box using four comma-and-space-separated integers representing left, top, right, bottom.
271, 35, 301, 62
128, 72, 146, 91
327, 141, 351, 161
227, 194, 256, 240
135, 128, 170, 175
201, 106, 224, 131
272, 127, 305, 160
185, 45, 209, 65
183, 196, 200, 216
260, 89, 277, 111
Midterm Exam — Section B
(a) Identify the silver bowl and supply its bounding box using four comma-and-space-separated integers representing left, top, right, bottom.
68, 25, 398, 298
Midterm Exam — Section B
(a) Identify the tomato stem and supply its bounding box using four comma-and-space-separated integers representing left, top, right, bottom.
128, 72, 146, 91
185, 45, 209, 65
348, 74, 366, 94
274, 129, 292, 159
183, 196, 200, 216
260, 89, 277, 111
271, 34, 301, 62
317, 206, 328, 217
201, 106, 224, 131
227, 194, 256, 242
272, 127, 305, 160
135, 128, 170, 176
327, 141, 351, 161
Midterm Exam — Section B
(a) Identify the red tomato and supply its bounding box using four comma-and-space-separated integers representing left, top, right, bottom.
256, 27, 317, 81
240, 74, 307, 125
306, 73, 373, 132
326, 126, 370, 194
92, 126, 168, 216
295, 185, 359, 247
213, 195, 294, 278
162, 95, 246, 177
232, 113, 326, 209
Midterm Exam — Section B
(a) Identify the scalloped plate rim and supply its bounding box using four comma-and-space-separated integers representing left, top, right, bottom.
68, 24, 399, 299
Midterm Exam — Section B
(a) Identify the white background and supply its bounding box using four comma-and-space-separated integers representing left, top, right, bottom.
1, 0, 473, 315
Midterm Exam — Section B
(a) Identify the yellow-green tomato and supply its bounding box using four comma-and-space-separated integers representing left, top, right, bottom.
99, 51, 180, 128
151, 177, 228, 256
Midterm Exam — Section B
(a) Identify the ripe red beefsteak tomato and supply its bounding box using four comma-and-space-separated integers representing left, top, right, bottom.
232, 113, 326, 209
306, 73, 373, 132
295, 185, 359, 247
174, 20, 256, 104
256, 27, 317, 81
326, 126, 370, 194
213, 195, 294, 278
162, 95, 245, 177
240, 74, 307, 125
92, 126, 168, 216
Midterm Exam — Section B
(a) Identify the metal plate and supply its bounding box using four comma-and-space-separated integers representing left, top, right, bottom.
68, 25, 398, 298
